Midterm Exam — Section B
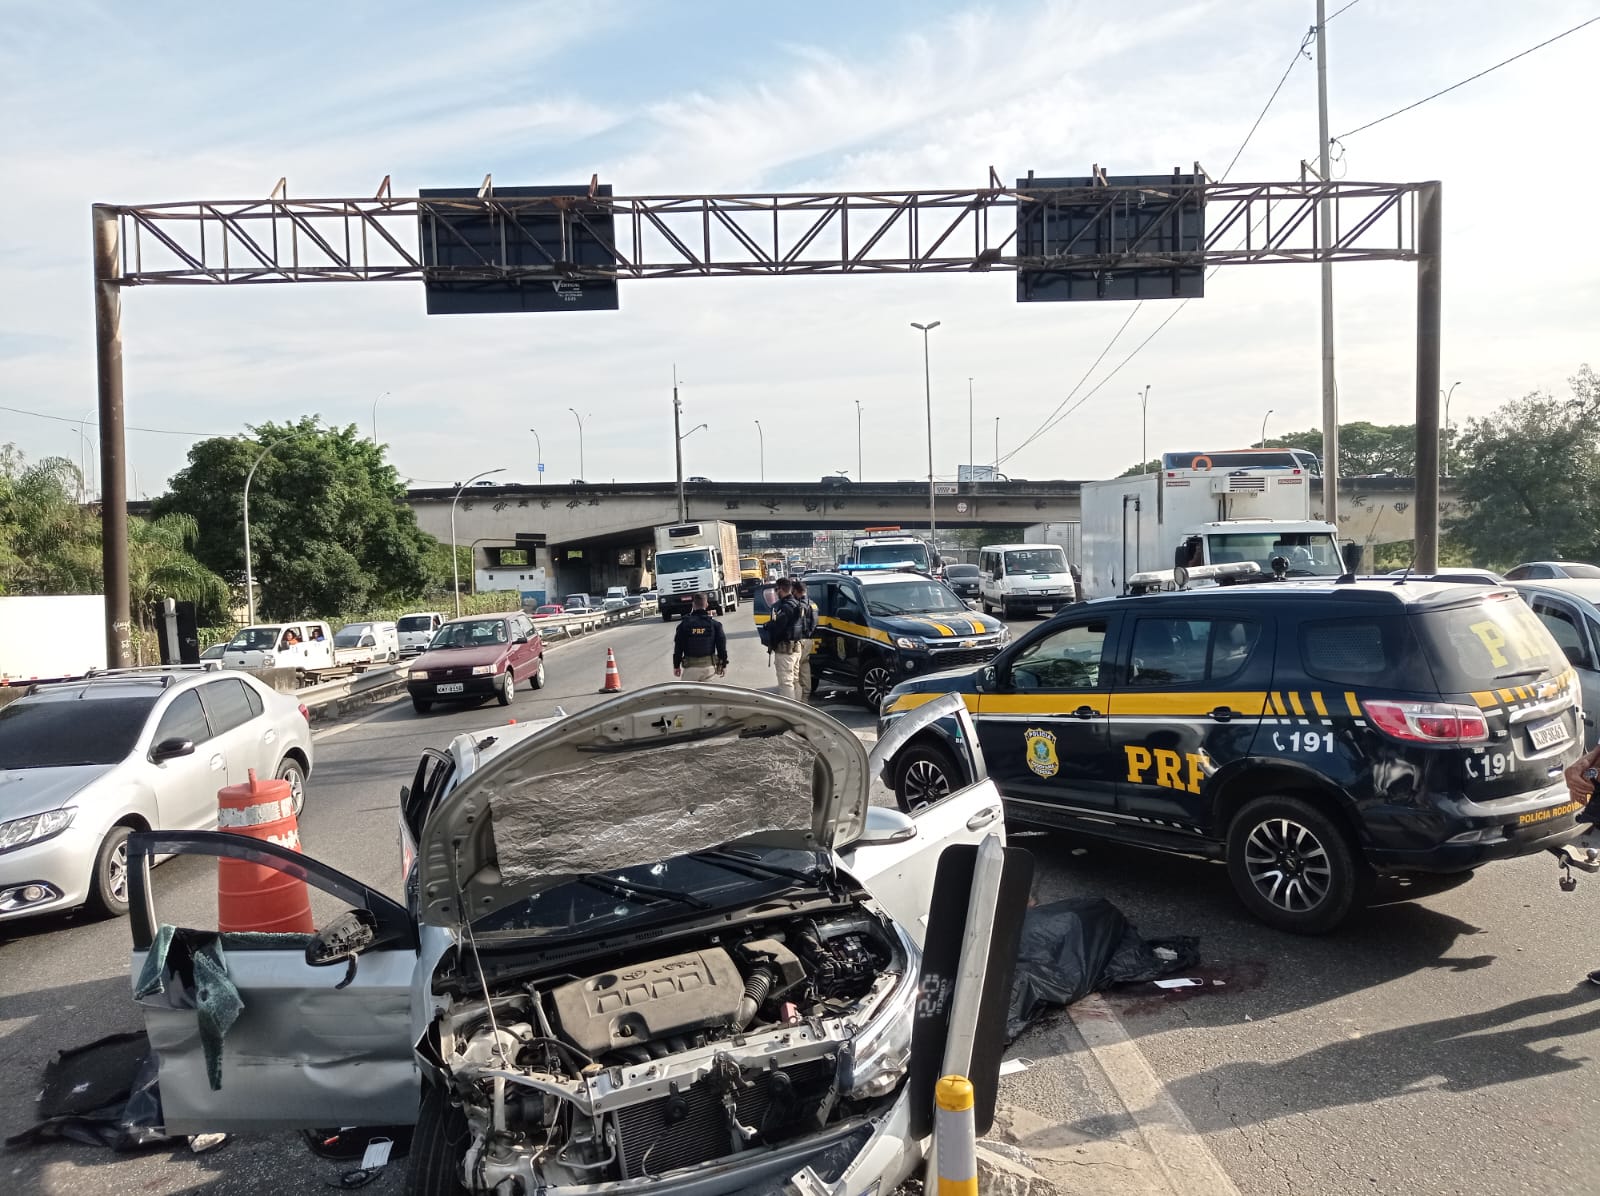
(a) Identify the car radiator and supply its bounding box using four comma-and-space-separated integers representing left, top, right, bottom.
613, 1057, 836, 1179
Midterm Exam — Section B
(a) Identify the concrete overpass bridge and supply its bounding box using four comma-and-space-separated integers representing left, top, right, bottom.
408, 475, 1458, 600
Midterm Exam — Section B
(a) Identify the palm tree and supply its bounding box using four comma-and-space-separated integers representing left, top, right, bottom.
128, 513, 230, 626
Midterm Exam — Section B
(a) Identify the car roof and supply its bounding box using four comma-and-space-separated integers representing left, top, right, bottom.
1105, 578, 1515, 611
442, 612, 515, 624
19, 667, 236, 703
1511, 579, 1600, 604
806, 569, 935, 586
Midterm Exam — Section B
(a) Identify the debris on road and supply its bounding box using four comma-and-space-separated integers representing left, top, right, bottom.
4, 1030, 169, 1154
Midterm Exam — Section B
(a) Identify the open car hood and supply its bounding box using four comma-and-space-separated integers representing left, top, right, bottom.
414, 683, 872, 928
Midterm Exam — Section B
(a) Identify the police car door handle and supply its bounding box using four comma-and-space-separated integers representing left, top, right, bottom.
1209, 706, 1235, 722
1073, 705, 1099, 719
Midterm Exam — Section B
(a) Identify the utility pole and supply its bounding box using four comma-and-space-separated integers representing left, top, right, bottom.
1140, 385, 1151, 472
911, 321, 940, 543
993, 417, 1000, 471
92, 205, 131, 668
968, 377, 974, 484
1415, 183, 1443, 572
567, 407, 586, 480
529, 427, 542, 484
754, 419, 764, 482
674, 365, 686, 523
1316, 0, 1340, 533
855, 400, 863, 482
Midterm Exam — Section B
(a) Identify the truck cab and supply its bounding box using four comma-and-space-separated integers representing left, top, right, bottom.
221, 621, 336, 671
1171, 520, 1344, 582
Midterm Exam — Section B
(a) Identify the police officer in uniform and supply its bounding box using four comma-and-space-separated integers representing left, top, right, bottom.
767, 579, 805, 701
792, 577, 819, 702
673, 593, 728, 682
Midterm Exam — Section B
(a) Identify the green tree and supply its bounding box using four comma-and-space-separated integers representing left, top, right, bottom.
1269, 421, 1419, 476
1447, 367, 1600, 568
154, 418, 439, 619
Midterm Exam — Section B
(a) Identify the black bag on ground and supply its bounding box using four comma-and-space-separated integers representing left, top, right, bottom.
4, 1029, 171, 1152
1005, 897, 1200, 1040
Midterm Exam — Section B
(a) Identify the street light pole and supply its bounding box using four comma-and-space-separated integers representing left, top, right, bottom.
967, 377, 974, 484
993, 417, 1000, 471
243, 429, 313, 626
451, 468, 505, 617
1441, 381, 1460, 478
567, 408, 585, 480
1316, 0, 1341, 533
754, 419, 764, 482
1140, 385, 1151, 472
674, 366, 685, 522
855, 400, 863, 483
911, 321, 941, 543
1260, 408, 1274, 447
371, 391, 389, 443
528, 427, 542, 484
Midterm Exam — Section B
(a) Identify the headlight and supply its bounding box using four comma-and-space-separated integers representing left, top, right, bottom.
844, 943, 921, 1099
409, 670, 429, 680
471, 664, 496, 676
894, 636, 924, 650
0, 808, 77, 854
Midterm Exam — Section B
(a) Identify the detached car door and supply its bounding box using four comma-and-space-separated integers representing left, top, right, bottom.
127, 831, 419, 1132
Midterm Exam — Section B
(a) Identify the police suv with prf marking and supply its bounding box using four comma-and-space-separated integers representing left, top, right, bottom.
877, 579, 1585, 933
801, 569, 1007, 710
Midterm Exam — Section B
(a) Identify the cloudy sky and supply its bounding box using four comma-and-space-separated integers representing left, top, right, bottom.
2, 0, 1595, 495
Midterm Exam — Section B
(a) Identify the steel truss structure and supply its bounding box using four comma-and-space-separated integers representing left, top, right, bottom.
89, 173, 1443, 666
103, 177, 1423, 285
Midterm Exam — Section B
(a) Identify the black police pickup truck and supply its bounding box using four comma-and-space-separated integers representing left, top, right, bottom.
878, 580, 1586, 932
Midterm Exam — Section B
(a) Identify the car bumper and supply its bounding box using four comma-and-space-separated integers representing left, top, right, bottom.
1365, 785, 1589, 872
406, 675, 501, 701
998, 594, 1072, 611
0, 821, 99, 922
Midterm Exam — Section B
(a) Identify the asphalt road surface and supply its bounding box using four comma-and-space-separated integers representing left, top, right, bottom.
5, 608, 1600, 1195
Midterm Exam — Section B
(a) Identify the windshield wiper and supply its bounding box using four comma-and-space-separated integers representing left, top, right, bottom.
1495, 667, 1547, 681
575, 873, 711, 909
690, 849, 820, 884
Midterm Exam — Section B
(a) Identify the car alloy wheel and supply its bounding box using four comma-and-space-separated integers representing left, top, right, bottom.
497, 670, 515, 706
530, 660, 546, 690
1242, 817, 1332, 914
860, 662, 895, 711
277, 759, 307, 818
87, 825, 132, 918
895, 742, 960, 812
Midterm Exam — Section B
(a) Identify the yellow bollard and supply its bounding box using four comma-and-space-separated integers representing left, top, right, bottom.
934, 1074, 978, 1195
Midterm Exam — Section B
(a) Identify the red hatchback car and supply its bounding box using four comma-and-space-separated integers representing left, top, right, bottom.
406, 612, 545, 714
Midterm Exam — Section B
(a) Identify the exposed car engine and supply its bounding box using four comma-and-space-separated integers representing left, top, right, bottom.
433, 907, 915, 1190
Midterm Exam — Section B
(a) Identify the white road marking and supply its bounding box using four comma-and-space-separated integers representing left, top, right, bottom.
1068, 994, 1242, 1196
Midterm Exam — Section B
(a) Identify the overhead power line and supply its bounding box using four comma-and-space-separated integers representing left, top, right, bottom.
0, 402, 225, 439
1335, 14, 1600, 141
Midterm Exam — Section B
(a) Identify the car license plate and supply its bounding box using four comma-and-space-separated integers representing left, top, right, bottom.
436, 682, 465, 694
1038, 605, 1055, 613
1527, 716, 1570, 751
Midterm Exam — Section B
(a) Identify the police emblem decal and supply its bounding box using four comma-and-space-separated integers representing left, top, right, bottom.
1024, 727, 1060, 778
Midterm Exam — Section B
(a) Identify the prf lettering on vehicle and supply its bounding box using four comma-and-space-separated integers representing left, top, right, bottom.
1124, 746, 1214, 793
1467, 615, 1544, 670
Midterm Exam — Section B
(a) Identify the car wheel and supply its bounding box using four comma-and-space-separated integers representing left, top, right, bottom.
530, 659, 546, 690
982, 600, 993, 615
895, 741, 962, 812
412, 697, 432, 714
86, 825, 132, 919
858, 659, 896, 712
497, 670, 515, 707
405, 1085, 469, 1196
277, 758, 307, 818
661, 611, 673, 622
1225, 794, 1365, 934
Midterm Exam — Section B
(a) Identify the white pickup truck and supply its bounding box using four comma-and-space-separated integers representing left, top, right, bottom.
221, 621, 338, 671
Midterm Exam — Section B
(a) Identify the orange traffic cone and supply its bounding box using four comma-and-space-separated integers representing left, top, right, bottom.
216, 768, 314, 934
598, 647, 623, 694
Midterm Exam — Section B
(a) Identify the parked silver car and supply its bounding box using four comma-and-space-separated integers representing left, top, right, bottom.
1512, 578, 1600, 747
0, 667, 313, 923
128, 687, 1003, 1193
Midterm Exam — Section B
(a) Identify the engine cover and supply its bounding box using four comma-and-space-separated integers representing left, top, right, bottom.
549, 947, 744, 1057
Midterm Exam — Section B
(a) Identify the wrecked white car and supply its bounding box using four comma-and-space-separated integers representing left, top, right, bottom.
128, 685, 1002, 1193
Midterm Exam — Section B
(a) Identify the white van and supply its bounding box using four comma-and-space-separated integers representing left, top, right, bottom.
221, 621, 336, 671
396, 612, 444, 656
978, 543, 1077, 618
334, 620, 399, 664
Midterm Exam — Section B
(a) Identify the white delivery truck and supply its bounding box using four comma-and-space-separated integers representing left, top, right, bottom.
0, 595, 108, 684
977, 543, 1077, 617
334, 620, 400, 664
654, 521, 741, 619
1080, 452, 1344, 599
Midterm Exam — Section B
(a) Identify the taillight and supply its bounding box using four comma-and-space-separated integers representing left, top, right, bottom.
1363, 699, 1488, 744
298, 703, 310, 723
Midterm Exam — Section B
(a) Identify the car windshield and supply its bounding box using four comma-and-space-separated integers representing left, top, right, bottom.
470, 844, 825, 938
864, 579, 968, 616
1560, 564, 1600, 579
1003, 548, 1068, 574
429, 619, 509, 649
0, 695, 157, 769
1207, 532, 1342, 576
657, 548, 713, 574
333, 627, 369, 647
397, 615, 433, 632
227, 628, 279, 650
1413, 593, 1568, 692
856, 542, 931, 570
945, 564, 979, 578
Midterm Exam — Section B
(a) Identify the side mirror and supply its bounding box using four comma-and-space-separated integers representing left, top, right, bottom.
305, 908, 377, 970
512, 635, 529, 645
849, 806, 919, 846
1341, 541, 1365, 572
1174, 544, 1189, 570
150, 737, 195, 763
